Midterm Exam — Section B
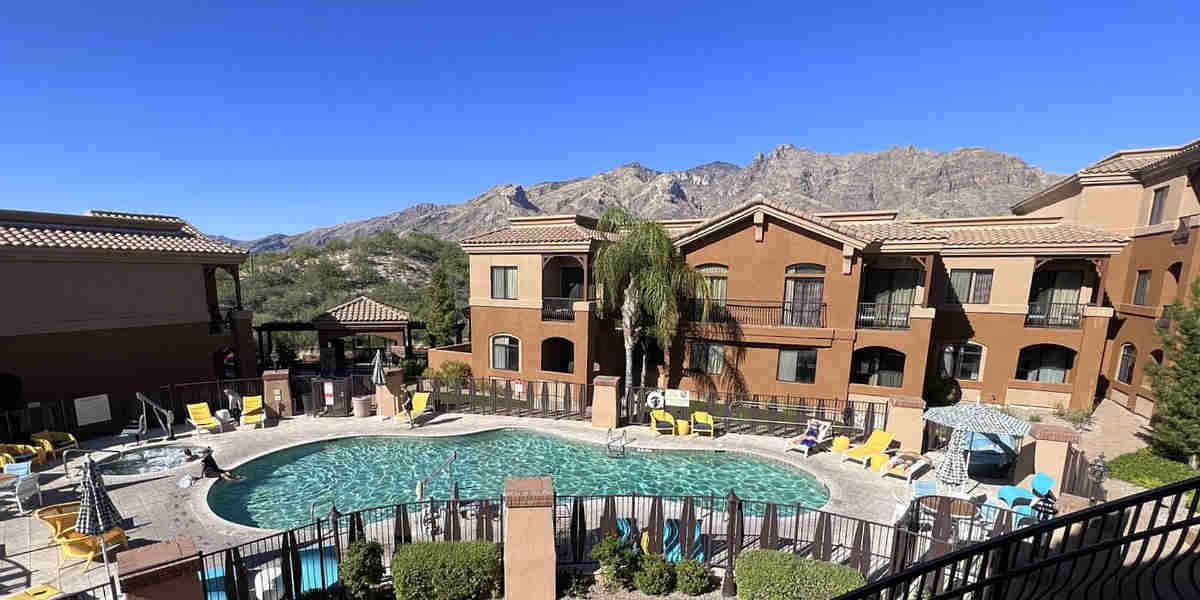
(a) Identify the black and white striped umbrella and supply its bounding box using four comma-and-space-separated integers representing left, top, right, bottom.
923, 398, 1031, 437
936, 429, 970, 489
75, 459, 123, 536
371, 350, 388, 387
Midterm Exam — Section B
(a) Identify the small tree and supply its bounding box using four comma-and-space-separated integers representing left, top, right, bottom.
419, 258, 460, 347
1148, 279, 1200, 469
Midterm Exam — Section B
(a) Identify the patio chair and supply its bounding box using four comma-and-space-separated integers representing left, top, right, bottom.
881, 453, 931, 483
690, 411, 716, 438
841, 430, 895, 468
34, 501, 82, 538
401, 392, 430, 425
649, 410, 676, 435
30, 432, 77, 462
1030, 472, 1056, 500
0, 443, 44, 466
187, 403, 227, 438
53, 526, 129, 574
785, 419, 832, 457
240, 395, 266, 428
4, 473, 43, 514
997, 485, 1035, 508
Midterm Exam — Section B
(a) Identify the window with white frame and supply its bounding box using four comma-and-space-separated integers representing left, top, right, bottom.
688, 341, 724, 375
777, 348, 817, 384
1150, 187, 1168, 225
1015, 344, 1074, 383
491, 335, 520, 371
947, 269, 993, 304
939, 343, 983, 381
490, 266, 518, 299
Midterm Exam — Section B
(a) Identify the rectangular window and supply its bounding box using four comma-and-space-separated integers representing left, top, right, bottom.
490, 266, 518, 299
947, 269, 993, 304
1150, 187, 1168, 225
1117, 345, 1137, 384
1133, 270, 1151, 305
777, 348, 818, 384
940, 343, 983, 381
688, 341, 724, 375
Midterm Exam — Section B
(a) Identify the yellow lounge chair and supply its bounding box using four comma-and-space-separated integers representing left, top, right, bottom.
691, 411, 715, 438
402, 392, 430, 426
34, 501, 82, 538
842, 430, 895, 468
650, 410, 676, 435
240, 395, 266, 428
53, 526, 128, 574
30, 432, 77, 462
0, 443, 44, 466
186, 403, 226, 438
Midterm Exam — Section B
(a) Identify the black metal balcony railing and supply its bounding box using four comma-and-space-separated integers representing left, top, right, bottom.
856, 302, 914, 329
1157, 305, 1172, 330
685, 299, 826, 328
1172, 214, 1195, 245
1025, 302, 1085, 328
541, 297, 576, 321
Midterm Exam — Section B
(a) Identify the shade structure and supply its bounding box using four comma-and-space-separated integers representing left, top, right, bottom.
936, 429, 970, 489
75, 458, 124, 584
923, 398, 1032, 437
371, 350, 387, 386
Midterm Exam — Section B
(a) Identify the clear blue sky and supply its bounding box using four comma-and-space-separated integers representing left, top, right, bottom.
2, 2, 1197, 240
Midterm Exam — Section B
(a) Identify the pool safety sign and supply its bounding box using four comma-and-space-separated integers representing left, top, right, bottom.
324, 381, 334, 406
663, 389, 691, 408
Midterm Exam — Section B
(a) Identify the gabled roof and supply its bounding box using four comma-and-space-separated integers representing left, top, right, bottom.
460, 224, 610, 246
313, 295, 411, 324
672, 199, 872, 249
0, 209, 246, 259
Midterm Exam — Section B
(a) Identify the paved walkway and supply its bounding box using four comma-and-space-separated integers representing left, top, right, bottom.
0, 413, 940, 596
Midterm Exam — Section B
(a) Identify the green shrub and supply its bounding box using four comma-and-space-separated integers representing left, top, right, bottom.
557, 569, 593, 599
923, 376, 959, 408
341, 541, 385, 600
423, 360, 472, 385
1060, 408, 1095, 431
296, 590, 334, 600
392, 541, 501, 600
735, 549, 865, 600
1028, 413, 1043, 423
674, 558, 710, 595
632, 553, 673, 596
1109, 447, 1198, 493
589, 533, 639, 591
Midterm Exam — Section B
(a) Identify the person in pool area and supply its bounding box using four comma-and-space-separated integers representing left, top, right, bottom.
185, 447, 241, 481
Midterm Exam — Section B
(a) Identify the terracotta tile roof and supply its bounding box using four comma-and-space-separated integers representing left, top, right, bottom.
314, 296, 411, 323
840, 221, 949, 242
1131, 137, 1200, 174
936, 222, 1126, 246
673, 198, 874, 245
460, 224, 610, 245
1079, 153, 1174, 175
0, 209, 245, 257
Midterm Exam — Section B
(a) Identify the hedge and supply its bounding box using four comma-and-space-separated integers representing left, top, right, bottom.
734, 549, 865, 600
392, 541, 501, 600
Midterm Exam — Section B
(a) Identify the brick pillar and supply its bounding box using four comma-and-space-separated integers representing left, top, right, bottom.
504, 477, 556, 600
886, 395, 926, 453
117, 537, 204, 600
230, 310, 257, 378
377, 367, 405, 418
262, 369, 291, 418
1072, 306, 1114, 411
591, 375, 621, 429
1016, 424, 1081, 496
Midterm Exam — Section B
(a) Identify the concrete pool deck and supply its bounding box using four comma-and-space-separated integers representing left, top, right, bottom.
0, 412, 957, 595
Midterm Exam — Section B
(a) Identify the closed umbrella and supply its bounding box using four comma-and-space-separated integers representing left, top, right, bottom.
75, 457, 124, 586
936, 429, 969, 490
371, 350, 387, 386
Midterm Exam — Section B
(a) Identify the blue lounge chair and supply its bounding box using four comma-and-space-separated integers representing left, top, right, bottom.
664, 519, 704, 563
297, 547, 339, 593
998, 485, 1035, 508
914, 480, 937, 498
1030, 472, 1056, 499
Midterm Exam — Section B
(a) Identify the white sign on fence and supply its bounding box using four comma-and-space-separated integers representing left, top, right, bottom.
664, 389, 691, 408
323, 381, 335, 406
74, 394, 112, 427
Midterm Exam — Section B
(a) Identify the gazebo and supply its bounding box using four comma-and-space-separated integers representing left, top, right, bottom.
312, 296, 418, 373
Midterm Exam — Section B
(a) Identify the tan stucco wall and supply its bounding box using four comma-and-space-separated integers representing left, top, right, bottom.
1078, 183, 1146, 233
469, 253, 544, 308
468, 305, 592, 385
936, 256, 1035, 311
1005, 384, 1071, 409
0, 261, 211, 336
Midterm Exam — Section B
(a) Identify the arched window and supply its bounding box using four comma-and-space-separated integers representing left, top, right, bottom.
1016, 344, 1075, 383
491, 335, 520, 371
851, 347, 905, 388
541, 338, 574, 373
783, 264, 825, 326
1117, 343, 1137, 385
940, 342, 984, 381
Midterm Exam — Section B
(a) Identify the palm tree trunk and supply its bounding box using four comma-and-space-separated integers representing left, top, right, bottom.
621, 280, 641, 408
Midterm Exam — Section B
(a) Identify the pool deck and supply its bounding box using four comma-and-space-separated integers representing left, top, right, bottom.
0, 412, 951, 595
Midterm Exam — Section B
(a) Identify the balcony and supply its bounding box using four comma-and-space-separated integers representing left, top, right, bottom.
685, 299, 826, 328
542, 297, 576, 321
856, 302, 913, 329
1025, 303, 1085, 329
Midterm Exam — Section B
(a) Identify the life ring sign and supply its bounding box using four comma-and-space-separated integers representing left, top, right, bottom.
646, 390, 666, 410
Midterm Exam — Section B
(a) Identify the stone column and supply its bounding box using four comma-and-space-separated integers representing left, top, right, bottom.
376, 367, 405, 418
262, 369, 291, 418
117, 537, 204, 600
1016, 424, 1081, 497
1072, 306, 1114, 411
886, 395, 926, 453
591, 375, 621, 429
503, 477, 556, 600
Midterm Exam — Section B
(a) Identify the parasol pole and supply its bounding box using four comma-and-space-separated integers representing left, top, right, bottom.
87, 454, 119, 595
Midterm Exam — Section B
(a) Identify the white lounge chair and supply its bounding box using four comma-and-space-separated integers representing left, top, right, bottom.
785, 419, 832, 457
881, 453, 931, 483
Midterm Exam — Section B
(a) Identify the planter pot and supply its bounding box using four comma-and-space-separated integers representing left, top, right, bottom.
352, 397, 372, 418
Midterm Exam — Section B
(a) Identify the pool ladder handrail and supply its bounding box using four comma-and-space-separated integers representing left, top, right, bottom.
61, 448, 125, 481
606, 428, 632, 457
415, 450, 456, 500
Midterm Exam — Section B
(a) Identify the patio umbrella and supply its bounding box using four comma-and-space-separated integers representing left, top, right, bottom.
371, 350, 387, 386
75, 457, 124, 585
923, 398, 1031, 436
935, 429, 970, 490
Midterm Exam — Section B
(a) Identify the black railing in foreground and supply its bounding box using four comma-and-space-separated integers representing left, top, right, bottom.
834, 475, 1200, 600
542, 297, 576, 321
620, 387, 888, 438
685, 299, 827, 328
197, 497, 505, 600
857, 302, 914, 329
57, 578, 120, 600
412, 376, 593, 421
1024, 302, 1085, 328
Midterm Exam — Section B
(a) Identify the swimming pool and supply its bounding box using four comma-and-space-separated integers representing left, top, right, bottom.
207, 429, 830, 529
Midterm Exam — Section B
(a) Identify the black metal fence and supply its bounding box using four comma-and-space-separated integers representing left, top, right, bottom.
856, 303, 914, 330
835, 475, 1200, 600
621, 387, 887, 440
197, 496, 504, 600
1024, 302, 1085, 329
542, 297, 576, 321
411, 376, 593, 421
56, 578, 119, 600
684, 299, 827, 328
1062, 444, 1105, 503
160, 377, 266, 424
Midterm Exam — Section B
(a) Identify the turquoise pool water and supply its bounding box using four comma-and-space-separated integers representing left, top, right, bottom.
207, 429, 830, 529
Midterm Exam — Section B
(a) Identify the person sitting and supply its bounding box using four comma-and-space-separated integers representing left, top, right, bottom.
196, 449, 240, 481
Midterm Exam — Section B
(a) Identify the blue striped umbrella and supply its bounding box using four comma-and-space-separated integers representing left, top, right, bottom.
923, 398, 1031, 437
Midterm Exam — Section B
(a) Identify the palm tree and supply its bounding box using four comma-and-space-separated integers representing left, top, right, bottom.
593, 207, 711, 402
